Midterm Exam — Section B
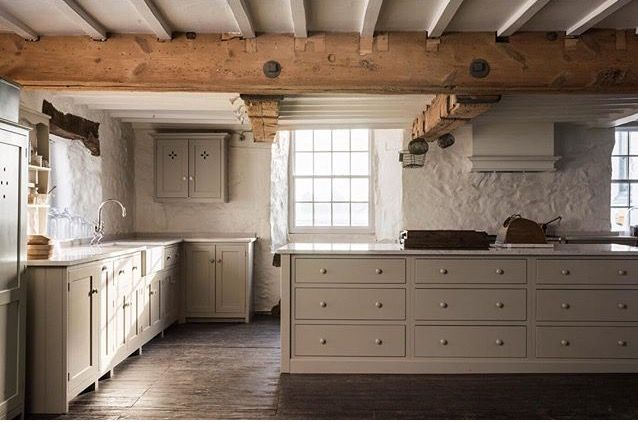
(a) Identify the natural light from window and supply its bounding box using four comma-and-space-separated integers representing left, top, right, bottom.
611, 128, 638, 231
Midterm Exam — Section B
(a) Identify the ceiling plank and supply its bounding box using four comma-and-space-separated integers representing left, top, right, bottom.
240, 95, 283, 142
497, 0, 551, 37
225, 0, 255, 39
289, 0, 307, 38
566, 0, 633, 36
54, 0, 107, 41
128, 0, 172, 40
360, 0, 383, 38
427, 0, 463, 38
0, 7, 39, 41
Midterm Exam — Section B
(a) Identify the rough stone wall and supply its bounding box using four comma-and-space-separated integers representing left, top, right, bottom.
21, 91, 136, 236
403, 124, 614, 233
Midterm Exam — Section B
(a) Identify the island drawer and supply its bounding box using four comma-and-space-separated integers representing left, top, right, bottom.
536, 326, 638, 358
415, 259, 526, 284
295, 288, 405, 320
537, 289, 638, 321
414, 289, 526, 321
295, 258, 405, 284
164, 245, 181, 268
537, 259, 638, 285
414, 325, 526, 358
144, 246, 165, 275
294, 324, 405, 357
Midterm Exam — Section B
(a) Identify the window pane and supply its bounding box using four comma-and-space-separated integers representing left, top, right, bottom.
295, 203, 313, 226
314, 152, 331, 175
333, 203, 349, 226
332, 152, 350, 175
351, 178, 369, 201
295, 178, 312, 201
629, 157, 638, 179
295, 130, 313, 151
611, 208, 628, 230
333, 130, 350, 151
351, 129, 368, 151
351, 152, 369, 176
314, 130, 331, 151
631, 183, 638, 206
314, 203, 331, 226
351, 203, 369, 226
613, 131, 628, 155
612, 156, 628, 180
295, 152, 313, 175
612, 183, 629, 206
313, 178, 331, 201
630, 131, 638, 155
332, 178, 350, 201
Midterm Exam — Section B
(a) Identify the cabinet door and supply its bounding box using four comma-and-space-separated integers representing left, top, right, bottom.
215, 245, 246, 314
127, 260, 143, 347
189, 138, 223, 199
67, 265, 99, 391
99, 262, 115, 372
156, 139, 188, 198
149, 272, 162, 331
114, 262, 131, 356
185, 244, 215, 315
136, 276, 150, 338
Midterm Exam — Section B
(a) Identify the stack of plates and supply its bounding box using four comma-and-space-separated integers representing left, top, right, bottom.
27, 235, 53, 259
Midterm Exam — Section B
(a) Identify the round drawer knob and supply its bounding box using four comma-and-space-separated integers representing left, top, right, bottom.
495, 302, 504, 309
319, 338, 327, 345
440, 339, 448, 346
375, 338, 383, 345
561, 269, 570, 276
375, 268, 383, 275
496, 269, 504, 275
439, 302, 448, 309
319, 268, 327, 274
618, 303, 628, 309
561, 339, 570, 346
440, 268, 448, 275
618, 270, 628, 276
319, 301, 327, 308
375, 301, 383, 308
618, 340, 627, 347
561, 303, 570, 310
495, 339, 504, 346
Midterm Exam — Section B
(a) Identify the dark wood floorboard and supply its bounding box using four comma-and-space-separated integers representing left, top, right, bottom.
27, 316, 638, 420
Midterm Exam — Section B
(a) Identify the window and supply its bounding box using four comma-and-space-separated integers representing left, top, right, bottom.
611, 128, 638, 230
290, 129, 373, 233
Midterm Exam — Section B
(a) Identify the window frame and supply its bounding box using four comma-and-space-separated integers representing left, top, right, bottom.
611, 127, 638, 231
288, 128, 375, 234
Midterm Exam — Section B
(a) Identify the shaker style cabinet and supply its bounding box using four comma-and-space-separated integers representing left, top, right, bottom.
154, 133, 228, 202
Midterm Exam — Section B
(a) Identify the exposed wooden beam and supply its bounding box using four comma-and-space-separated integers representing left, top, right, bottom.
128, 0, 172, 40
240, 95, 283, 142
54, 0, 107, 41
497, 0, 551, 37
427, 0, 463, 38
412, 94, 500, 140
0, 7, 39, 41
1, 31, 638, 94
226, 0, 255, 39
289, 0, 307, 38
566, 0, 632, 36
360, 0, 383, 38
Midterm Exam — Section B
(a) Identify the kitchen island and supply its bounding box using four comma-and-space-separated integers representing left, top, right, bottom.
278, 243, 638, 374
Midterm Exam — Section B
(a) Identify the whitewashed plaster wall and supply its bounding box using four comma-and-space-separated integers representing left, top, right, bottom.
21, 91, 136, 237
133, 129, 278, 312
403, 124, 614, 233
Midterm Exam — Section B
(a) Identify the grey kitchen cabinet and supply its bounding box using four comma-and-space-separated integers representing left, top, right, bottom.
0, 121, 28, 420
154, 133, 228, 202
99, 261, 116, 374
149, 272, 162, 332
185, 242, 254, 322
161, 267, 179, 324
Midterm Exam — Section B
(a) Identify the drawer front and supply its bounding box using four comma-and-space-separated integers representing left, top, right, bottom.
295, 288, 405, 320
145, 246, 165, 275
414, 326, 527, 358
294, 324, 405, 357
114, 256, 134, 283
537, 290, 638, 322
536, 326, 638, 358
537, 259, 638, 285
164, 245, 181, 268
415, 289, 526, 321
416, 259, 526, 284
295, 258, 406, 284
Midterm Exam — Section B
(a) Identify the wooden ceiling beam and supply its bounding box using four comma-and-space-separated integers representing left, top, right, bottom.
0, 7, 39, 41
427, 0, 463, 38
1, 31, 638, 94
360, 0, 384, 38
128, 0, 172, 41
566, 0, 632, 36
497, 0, 551, 37
288, 0, 308, 38
240, 95, 283, 142
226, 0, 255, 39
54, 0, 107, 41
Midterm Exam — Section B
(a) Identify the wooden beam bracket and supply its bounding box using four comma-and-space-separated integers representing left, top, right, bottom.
42, 100, 100, 156
240, 95, 284, 143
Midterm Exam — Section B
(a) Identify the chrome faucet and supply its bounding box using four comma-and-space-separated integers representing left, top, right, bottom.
91, 199, 127, 245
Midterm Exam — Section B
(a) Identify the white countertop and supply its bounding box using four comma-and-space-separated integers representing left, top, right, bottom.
276, 242, 638, 256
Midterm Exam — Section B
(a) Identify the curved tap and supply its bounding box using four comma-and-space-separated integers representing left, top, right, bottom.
91, 199, 127, 245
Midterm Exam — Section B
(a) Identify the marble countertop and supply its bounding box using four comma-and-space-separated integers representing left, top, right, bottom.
276, 242, 638, 256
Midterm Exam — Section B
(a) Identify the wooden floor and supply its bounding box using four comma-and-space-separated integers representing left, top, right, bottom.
32, 316, 638, 419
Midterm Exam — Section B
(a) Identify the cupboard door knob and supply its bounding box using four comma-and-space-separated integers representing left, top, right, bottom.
440, 339, 448, 346
101, 266, 107, 271
166, 256, 171, 261
319, 301, 327, 308
618, 303, 628, 309
209, 259, 215, 263
182, 176, 187, 181
217, 259, 222, 263
150, 290, 156, 295
495, 339, 504, 346
119, 270, 125, 275
561, 303, 570, 309
375, 338, 383, 345
375, 301, 383, 308
132, 266, 138, 271
561, 339, 570, 346
496, 268, 504, 275
618, 340, 627, 347
496, 302, 504, 309
189, 176, 193, 181
319, 268, 327, 274
439, 302, 448, 309
319, 338, 327, 345
561, 269, 570, 276
618, 270, 627, 276
375, 268, 383, 275
439, 268, 448, 275
89, 288, 98, 295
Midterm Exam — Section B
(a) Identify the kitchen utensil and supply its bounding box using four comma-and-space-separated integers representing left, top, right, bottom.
495, 214, 546, 244
400, 230, 490, 249
540, 215, 562, 234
